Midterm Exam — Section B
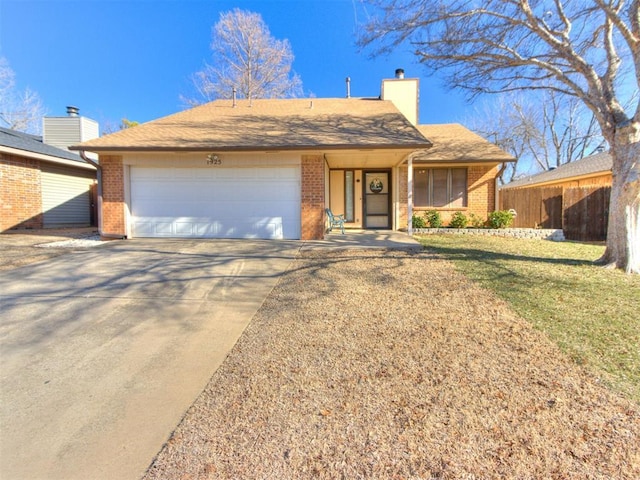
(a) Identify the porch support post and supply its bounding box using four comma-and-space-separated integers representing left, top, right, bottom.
408, 155, 413, 236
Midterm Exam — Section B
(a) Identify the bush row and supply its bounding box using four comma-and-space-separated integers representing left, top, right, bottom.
412, 210, 515, 229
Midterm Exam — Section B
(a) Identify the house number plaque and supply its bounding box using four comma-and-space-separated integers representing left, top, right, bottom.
206, 154, 222, 165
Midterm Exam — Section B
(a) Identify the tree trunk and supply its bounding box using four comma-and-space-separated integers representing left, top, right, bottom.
598, 123, 640, 274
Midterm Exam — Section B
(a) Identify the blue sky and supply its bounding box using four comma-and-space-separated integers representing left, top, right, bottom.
1, 0, 472, 131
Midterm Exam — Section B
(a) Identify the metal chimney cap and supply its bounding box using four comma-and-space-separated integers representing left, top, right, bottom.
66, 106, 79, 117
395, 68, 405, 79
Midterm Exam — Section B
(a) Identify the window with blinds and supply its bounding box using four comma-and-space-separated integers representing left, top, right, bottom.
413, 168, 467, 208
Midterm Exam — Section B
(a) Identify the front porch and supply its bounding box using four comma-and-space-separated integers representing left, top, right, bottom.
324, 150, 417, 234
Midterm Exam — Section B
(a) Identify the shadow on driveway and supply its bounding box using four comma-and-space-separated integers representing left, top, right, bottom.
0, 238, 300, 480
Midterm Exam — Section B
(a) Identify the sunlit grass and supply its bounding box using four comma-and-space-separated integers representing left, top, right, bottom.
416, 234, 640, 403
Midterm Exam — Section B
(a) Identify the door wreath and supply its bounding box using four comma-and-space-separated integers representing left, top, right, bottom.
369, 178, 384, 193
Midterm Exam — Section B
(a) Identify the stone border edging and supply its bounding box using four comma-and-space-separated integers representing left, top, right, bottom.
413, 228, 565, 241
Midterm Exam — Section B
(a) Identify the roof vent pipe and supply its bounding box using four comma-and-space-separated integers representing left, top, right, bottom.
67, 106, 79, 117
395, 68, 405, 79
232, 88, 237, 107
346, 77, 351, 98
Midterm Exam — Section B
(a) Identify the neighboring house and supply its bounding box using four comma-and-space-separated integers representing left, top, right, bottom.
501, 151, 612, 191
500, 151, 612, 240
71, 72, 515, 240
0, 107, 98, 231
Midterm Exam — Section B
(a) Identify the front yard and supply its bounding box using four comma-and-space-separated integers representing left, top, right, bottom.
417, 235, 640, 403
145, 247, 639, 479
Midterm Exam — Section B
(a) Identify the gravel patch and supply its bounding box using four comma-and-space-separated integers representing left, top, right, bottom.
144, 249, 640, 479
0, 229, 104, 272
35, 234, 106, 248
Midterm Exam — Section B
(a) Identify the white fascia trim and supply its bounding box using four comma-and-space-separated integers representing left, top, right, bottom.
0, 145, 96, 170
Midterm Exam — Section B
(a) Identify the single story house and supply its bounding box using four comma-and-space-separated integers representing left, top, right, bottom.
1, 109, 98, 231
500, 151, 612, 191
71, 73, 515, 240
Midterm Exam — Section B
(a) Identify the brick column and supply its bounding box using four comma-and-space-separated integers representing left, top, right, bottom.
398, 165, 409, 229
301, 155, 325, 240
100, 155, 126, 237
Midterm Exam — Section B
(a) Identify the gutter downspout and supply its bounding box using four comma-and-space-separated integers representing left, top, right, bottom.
79, 150, 123, 239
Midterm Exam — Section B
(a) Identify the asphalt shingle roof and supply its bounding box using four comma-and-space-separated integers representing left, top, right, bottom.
0, 126, 86, 163
71, 98, 432, 152
415, 124, 515, 163
501, 151, 612, 189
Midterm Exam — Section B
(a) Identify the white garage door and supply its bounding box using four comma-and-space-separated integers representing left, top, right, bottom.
130, 166, 300, 239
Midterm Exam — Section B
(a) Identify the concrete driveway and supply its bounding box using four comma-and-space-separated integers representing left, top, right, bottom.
0, 239, 300, 480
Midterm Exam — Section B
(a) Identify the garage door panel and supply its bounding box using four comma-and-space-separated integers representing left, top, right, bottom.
130, 167, 300, 239
131, 216, 290, 238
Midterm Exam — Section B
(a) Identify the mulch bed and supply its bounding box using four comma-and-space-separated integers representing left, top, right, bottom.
144, 249, 640, 479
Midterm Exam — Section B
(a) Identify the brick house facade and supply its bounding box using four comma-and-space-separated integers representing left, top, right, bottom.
72, 97, 513, 240
1, 125, 97, 232
99, 156, 126, 236
397, 164, 499, 228
301, 155, 325, 240
0, 154, 44, 231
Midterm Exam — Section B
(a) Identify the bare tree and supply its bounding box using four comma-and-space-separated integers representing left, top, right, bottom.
530, 91, 604, 170
467, 94, 541, 183
469, 91, 605, 182
360, 0, 640, 273
101, 118, 140, 135
187, 9, 302, 104
0, 57, 45, 134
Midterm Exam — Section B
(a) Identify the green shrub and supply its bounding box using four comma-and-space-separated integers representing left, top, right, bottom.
487, 210, 515, 229
468, 213, 486, 228
412, 213, 427, 229
449, 211, 469, 228
424, 210, 443, 228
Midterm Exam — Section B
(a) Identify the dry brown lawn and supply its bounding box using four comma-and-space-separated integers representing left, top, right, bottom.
0, 228, 98, 271
145, 249, 639, 479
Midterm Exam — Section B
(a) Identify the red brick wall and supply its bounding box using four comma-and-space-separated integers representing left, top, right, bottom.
0, 153, 43, 231
398, 164, 498, 226
301, 155, 325, 240
99, 155, 126, 236
467, 165, 498, 220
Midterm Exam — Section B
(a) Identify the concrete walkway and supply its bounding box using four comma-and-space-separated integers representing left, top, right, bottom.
302, 229, 422, 250
0, 239, 299, 480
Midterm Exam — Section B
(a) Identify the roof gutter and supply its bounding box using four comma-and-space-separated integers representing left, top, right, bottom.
79, 151, 124, 240
69, 142, 433, 154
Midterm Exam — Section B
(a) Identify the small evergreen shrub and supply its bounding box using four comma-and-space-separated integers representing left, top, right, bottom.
412, 213, 427, 229
449, 211, 469, 228
468, 213, 486, 228
425, 210, 443, 228
487, 210, 515, 229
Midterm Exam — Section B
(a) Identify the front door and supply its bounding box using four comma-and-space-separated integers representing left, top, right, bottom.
364, 171, 391, 229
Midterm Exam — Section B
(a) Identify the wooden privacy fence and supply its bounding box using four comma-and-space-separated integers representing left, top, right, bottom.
500, 186, 611, 241
500, 187, 563, 229
563, 186, 610, 241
